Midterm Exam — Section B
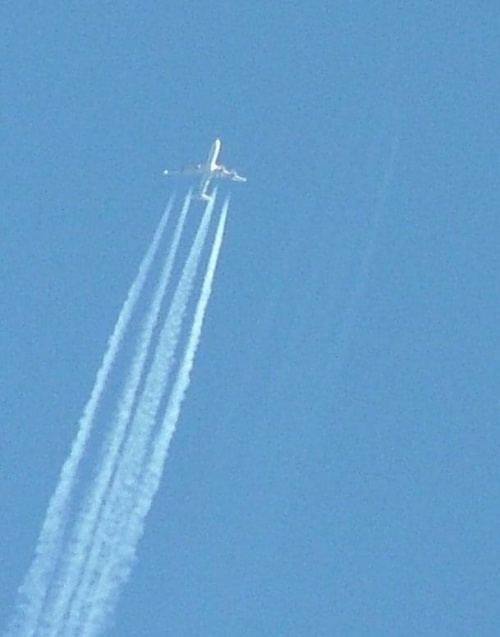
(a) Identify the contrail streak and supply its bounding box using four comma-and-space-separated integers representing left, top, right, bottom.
6, 195, 176, 637
81, 196, 229, 637
34, 191, 192, 637
52, 193, 218, 636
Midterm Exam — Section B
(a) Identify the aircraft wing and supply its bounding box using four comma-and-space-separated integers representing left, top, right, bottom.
215, 166, 247, 182
229, 173, 247, 183
163, 165, 203, 177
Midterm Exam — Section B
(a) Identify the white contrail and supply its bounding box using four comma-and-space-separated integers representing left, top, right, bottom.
51, 192, 217, 636
33, 191, 192, 637
81, 196, 229, 637
6, 195, 176, 637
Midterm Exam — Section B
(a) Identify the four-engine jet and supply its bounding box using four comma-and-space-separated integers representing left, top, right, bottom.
163, 139, 247, 201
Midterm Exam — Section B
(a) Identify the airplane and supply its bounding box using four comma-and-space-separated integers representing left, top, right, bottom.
163, 139, 247, 201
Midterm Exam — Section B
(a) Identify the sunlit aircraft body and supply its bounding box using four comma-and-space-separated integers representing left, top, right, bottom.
163, 139, 247, 201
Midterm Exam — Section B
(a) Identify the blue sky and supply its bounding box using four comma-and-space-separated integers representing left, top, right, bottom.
2, 2, 500, 635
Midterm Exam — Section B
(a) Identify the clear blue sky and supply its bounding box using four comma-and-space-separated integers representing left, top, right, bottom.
2, 2, 500, 635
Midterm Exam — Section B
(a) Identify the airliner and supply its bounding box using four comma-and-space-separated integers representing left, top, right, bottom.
163, 139, 247, 201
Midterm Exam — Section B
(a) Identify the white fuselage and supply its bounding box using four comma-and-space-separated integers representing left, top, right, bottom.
206, 138, 222, 171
